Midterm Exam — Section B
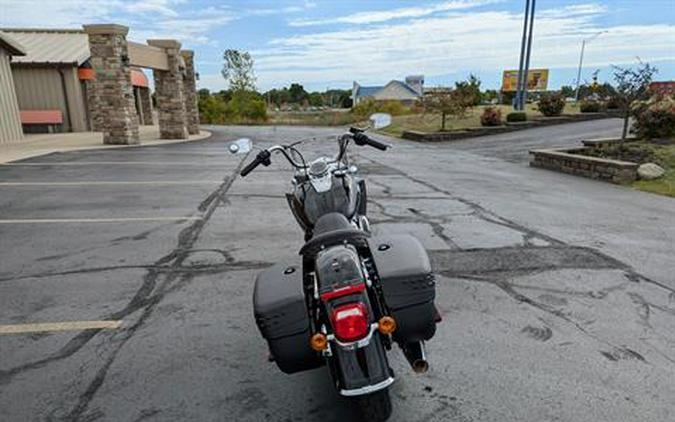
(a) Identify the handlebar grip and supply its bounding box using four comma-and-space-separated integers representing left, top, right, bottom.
240, 150, 272, 177
365, 137, 389, 151
240, 157, 261, 177
353, 132, 389, 151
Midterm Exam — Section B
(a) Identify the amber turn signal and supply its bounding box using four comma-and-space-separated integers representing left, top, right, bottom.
378, 316, 396, 335
310, 333, 328, 351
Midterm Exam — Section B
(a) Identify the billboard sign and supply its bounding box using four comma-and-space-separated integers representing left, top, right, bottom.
502, 69, 549, 92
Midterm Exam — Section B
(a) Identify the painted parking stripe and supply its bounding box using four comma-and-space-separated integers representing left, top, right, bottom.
0, 320, 123, 334
0, 216, 203, 224
0, 181, 223, 186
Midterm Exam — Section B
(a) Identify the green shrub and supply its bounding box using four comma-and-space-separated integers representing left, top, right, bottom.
537, 92, 566, 116
480, 107, 502, 126
225, 90, 267, 123
606, 96, 621, 110
378, 100, 407, 116
580, 100, 602, 113
631, 95, 675, 139
351, 98, 379, 121
352, 98, 410, 121
506, 111, 527, 122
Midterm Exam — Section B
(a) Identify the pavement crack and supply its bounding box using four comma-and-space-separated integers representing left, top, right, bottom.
0, 156, 246, 418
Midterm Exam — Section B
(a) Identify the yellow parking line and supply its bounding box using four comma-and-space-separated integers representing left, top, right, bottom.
0, 181, 222, 186
0, 216, 203, 224
1, 162, 221, 166
0, 320, 123, 334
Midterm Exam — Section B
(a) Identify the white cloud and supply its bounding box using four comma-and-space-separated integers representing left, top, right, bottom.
289, 0, 502, 26
254, 3, 675, 89
124, 0, 185, 17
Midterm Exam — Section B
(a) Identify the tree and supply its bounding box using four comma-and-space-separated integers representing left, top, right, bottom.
308, 92, 324, 107
612, 61, 658, 140
420, 89, 474, 131
288, 83, 308, 104
455, 74, 482, 106
560, 85, 575, 98
221, 49, 256, 92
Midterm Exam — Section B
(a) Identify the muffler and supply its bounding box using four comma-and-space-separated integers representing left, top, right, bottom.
402, 341, 429, 373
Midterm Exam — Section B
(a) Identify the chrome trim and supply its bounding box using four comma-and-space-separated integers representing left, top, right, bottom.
327, 322, 378, 349
339, 376, 394, 397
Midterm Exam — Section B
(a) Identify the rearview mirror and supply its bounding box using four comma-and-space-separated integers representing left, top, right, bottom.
229, 138, 252, 154
369, 113, 392, 130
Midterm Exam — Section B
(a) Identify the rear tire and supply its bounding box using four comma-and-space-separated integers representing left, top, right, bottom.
353, 388, 392, 422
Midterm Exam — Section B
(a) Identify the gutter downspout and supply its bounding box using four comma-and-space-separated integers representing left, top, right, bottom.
58, 67, 73, 132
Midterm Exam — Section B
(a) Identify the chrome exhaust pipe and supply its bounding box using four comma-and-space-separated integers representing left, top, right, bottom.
402, 341, 429, 373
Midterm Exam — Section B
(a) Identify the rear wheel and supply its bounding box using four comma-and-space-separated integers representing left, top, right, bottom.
353, 388, 392, 422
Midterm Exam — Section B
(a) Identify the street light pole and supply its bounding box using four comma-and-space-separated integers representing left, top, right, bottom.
574, 31, 606, 103
574, 40, 587, 103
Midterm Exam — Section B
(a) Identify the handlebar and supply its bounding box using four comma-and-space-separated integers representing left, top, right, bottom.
352, 132, 389, 151
239, 130, 389, 177
240, 150, 271, 177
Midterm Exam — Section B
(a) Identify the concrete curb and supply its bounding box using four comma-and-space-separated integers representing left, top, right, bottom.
401, 112, 622, 142
0, 130, 212, 164
529, 142, 639, 184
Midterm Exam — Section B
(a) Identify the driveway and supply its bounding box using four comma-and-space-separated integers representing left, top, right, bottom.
1, 119, 673, 421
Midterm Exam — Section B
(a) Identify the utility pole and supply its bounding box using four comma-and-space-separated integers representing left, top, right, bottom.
574, 31, 606, 103
520, 0, 536, 109
514, 0, 530, 111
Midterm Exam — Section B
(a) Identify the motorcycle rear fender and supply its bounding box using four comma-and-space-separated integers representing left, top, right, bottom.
329, 327, 393, 396
323, 292, 392, 396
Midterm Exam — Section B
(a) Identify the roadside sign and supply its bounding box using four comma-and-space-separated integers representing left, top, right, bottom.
502, 69, 549, 92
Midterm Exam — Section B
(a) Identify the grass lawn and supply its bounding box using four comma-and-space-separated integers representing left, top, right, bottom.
630, 142, 675, 197
582, 139, 675, 197
379, 104, 582, 137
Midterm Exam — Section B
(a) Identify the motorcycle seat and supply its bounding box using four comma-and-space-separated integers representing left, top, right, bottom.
313, 213, 353, 236
300, 213, 369, 257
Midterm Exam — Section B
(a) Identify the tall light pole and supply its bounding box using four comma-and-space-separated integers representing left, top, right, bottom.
574, 31, 606, 103
514, 0, 536, 111
520, 0, 536, 109
514, 0, 531, 111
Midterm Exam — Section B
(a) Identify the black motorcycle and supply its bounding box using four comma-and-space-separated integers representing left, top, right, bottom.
230, 117, 439, 421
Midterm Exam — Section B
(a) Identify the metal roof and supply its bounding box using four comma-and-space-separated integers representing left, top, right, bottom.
1, 29, 89, 65
0, 32, 26, 56
356, 86, 383, 97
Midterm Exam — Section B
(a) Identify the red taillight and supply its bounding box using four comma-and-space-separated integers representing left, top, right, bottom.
331, 302, 369, 342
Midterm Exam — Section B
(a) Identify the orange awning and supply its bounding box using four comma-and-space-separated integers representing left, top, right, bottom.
78, 67, 149, 88
131, 69, 149, 88
20, 110, 63, 124
78, 68, 95, 80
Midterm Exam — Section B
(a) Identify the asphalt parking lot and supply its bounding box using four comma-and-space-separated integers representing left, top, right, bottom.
1, 120, 674, 421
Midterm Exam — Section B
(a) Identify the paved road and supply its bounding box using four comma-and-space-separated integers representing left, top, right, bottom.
1, 120, 673, 421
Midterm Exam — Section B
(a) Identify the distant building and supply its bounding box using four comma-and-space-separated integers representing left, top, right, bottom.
2, 28, 153, 133
650, 81, 675, 95
0, 32, 25, 144
352, 75, 424, 106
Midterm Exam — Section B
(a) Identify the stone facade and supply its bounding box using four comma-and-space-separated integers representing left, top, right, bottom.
139, 87, 153, 125
181, 50, 200, 135
149, 40, 188, 139
529, 147, 638, 184
83, 24, 139, 145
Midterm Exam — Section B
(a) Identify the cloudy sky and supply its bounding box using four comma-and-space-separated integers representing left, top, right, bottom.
1, 0, 674, 91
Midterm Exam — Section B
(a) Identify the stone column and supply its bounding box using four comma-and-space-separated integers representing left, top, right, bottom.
140, 87, 154, 125
83, 24, 139, 144
180, 50, 200, 135
148, 39, 188, 139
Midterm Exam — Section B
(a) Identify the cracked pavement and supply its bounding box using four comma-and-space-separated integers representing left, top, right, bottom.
1, 119, 674, 421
